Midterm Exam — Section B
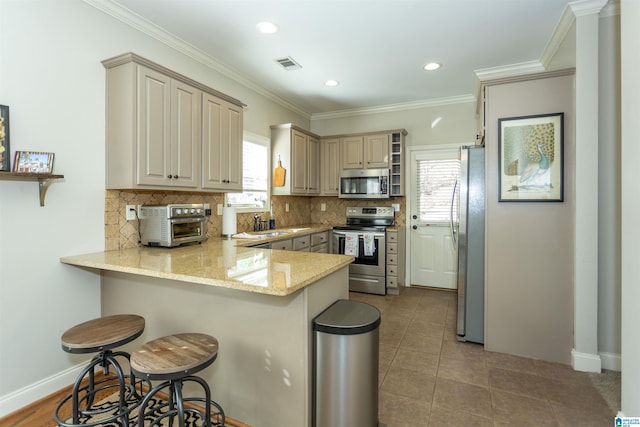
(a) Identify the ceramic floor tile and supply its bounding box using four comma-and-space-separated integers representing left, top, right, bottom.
488, 366, 551, 400
492, 389, 559, 426
354, 287, 618, 427
432, 377, 493, 418
390, 348, 440, 377
437, 355, 489, 387
378, 390, 430, 427
428, 405, 493, 427
380, 366, 436, 401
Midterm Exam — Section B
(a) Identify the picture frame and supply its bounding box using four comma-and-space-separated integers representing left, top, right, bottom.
13, 151, 55, 174
498, 112, 564, 202
0, 105, 9, 172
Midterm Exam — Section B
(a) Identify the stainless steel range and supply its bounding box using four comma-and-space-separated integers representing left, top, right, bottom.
332, 206, 395, 295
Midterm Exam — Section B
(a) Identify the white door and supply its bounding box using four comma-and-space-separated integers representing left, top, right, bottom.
408, 146, 461, 289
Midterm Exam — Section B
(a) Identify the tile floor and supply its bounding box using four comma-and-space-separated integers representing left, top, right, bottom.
348, 286, 617, 427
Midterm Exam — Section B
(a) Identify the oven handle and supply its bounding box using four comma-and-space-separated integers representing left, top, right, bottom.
168, 217, 205, 224
332, 230, 386, 238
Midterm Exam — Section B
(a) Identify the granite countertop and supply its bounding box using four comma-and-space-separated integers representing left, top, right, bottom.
231, 224, 334, 246
60, 228, 352, 297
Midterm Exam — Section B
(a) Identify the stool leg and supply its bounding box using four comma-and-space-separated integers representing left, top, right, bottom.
173, 380, 186, 427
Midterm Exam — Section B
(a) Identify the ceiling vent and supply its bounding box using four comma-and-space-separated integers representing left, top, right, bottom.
275, 56, 302, 71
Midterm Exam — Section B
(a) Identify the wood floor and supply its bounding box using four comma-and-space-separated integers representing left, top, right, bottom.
0, 374, 250, 427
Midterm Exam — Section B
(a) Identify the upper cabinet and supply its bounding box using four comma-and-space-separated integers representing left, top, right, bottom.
271, 124, 320, 196
341, 133, 389, 169
102, 53, 245, 192
320, 137, 340, 196
202, 93, 243, 191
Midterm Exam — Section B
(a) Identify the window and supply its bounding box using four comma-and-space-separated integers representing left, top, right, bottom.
226, 133, 270, 212
416, 158, 460, 222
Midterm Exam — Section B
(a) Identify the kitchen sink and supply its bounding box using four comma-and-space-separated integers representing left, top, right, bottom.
253, 231, 290, 237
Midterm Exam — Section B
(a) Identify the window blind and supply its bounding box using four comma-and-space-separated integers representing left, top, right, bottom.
416, 159, 460, 222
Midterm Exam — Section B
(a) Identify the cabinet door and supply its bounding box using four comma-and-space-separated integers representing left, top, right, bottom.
307, 136, 320, 194
365, 134, 390, 168
202, 94, 243, 191
137, 66, 171, 186
291, 130, 308, 194
170, 80, 200, 188
321, 138, 340, 195
341, 136, 364, 169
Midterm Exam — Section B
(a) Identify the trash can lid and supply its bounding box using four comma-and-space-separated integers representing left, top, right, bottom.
313, 299, 381, 335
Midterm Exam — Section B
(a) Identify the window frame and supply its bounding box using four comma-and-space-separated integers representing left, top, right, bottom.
225, 131, 271, 214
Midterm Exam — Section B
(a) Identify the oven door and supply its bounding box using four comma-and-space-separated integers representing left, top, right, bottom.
169, 217, 206, 246
332, 230, 386, 277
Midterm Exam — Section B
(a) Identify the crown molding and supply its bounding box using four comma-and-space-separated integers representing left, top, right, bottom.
82, 0, 311, 119
310, 95, 476, 121
569, 0, 609, 17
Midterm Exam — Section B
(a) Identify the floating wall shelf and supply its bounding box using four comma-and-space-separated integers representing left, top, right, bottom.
0, 172, 65, 206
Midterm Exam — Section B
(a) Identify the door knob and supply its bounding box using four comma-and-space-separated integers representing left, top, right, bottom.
412, 214, 417, 220
412, 225, 417, 230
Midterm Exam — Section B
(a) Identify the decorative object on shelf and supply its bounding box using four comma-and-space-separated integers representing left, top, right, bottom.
273, 156, 286, 186
0, 105, 9, 172
498, 112, 564, 202
13, 151, 55, 173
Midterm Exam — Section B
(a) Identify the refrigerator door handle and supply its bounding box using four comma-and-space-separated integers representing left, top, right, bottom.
450, 179, 458, 251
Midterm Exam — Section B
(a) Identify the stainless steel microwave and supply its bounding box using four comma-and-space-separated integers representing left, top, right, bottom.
339, 168, 390, 199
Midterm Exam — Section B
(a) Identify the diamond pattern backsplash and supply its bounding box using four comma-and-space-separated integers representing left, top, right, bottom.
106, 190, 405, 250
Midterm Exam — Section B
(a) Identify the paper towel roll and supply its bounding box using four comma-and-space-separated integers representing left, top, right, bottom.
222, 206, 237, 238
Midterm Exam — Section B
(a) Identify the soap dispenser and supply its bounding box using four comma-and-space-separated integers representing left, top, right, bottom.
269, 202, 276, 229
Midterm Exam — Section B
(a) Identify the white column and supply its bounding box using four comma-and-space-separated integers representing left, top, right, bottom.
620, 0, 640, 416
571, 0, 606, 372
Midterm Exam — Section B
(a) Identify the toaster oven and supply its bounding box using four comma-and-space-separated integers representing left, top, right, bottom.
139, 204, 206, 247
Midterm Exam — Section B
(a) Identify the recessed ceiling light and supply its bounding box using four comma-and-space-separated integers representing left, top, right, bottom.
423, 62, 441, 71
256, 21, 278, 34
325, 80, 339, 87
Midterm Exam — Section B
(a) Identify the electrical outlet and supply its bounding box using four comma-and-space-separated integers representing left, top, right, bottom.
285, 203, 290, 212
217, 204, 223, 215
321, 203, 326, 212
125, 205, 137, 221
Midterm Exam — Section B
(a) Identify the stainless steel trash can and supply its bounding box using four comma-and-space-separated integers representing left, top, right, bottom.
313, 299, 381, 427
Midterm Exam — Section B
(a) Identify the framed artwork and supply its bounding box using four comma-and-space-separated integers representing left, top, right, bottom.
13, 151, 55, 173
498, 112, 564, 202
0, 105, 9, 172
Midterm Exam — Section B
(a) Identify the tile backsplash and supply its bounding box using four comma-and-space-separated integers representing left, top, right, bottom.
106, 190, 405, 250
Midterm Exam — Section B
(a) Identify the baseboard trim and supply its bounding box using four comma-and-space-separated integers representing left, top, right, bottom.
571, 348, 602, 372
0, 362, 87, 417
599, 351, 622, 371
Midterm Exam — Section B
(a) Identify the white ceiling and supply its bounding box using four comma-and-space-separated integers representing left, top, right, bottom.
100, 0, 576, 116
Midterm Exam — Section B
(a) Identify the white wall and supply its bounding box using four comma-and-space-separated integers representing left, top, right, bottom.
620, 0, 640, 415
597, 13, 621, 368
310, 100, 478, 147
0, 0, 306, 415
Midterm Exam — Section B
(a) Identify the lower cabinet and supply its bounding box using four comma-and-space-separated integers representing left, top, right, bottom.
268, 231, 329, 253
386, 228, 405, 295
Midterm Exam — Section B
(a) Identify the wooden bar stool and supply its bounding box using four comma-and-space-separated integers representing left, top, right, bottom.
130, 333, 225, 427
54, 314, 146, 427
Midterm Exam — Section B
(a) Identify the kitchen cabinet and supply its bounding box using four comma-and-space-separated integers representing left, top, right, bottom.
293, 235, 310, 251
389, 131, 406, 196
202, 93, 243, 191
271, 124, 320, 196
102, 53, 244, 192
320, 138, 340, 196
386, 228, 405, 295
271, 238, 293, 251
310, 231, 330, 253
341, 133, 389, 170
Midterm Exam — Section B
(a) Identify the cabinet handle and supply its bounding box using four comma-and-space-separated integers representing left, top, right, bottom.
175, 175, 179, 179
167, 174, 173, 179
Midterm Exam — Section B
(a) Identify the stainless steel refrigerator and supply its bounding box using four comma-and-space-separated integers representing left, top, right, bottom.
454, 145, 485, 344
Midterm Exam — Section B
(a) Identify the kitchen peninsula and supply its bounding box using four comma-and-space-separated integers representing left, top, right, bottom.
60, 239, 353, 427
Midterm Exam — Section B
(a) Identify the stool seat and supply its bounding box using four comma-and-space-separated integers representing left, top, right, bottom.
61, 314, 145, 354
131, 333, 218, 380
